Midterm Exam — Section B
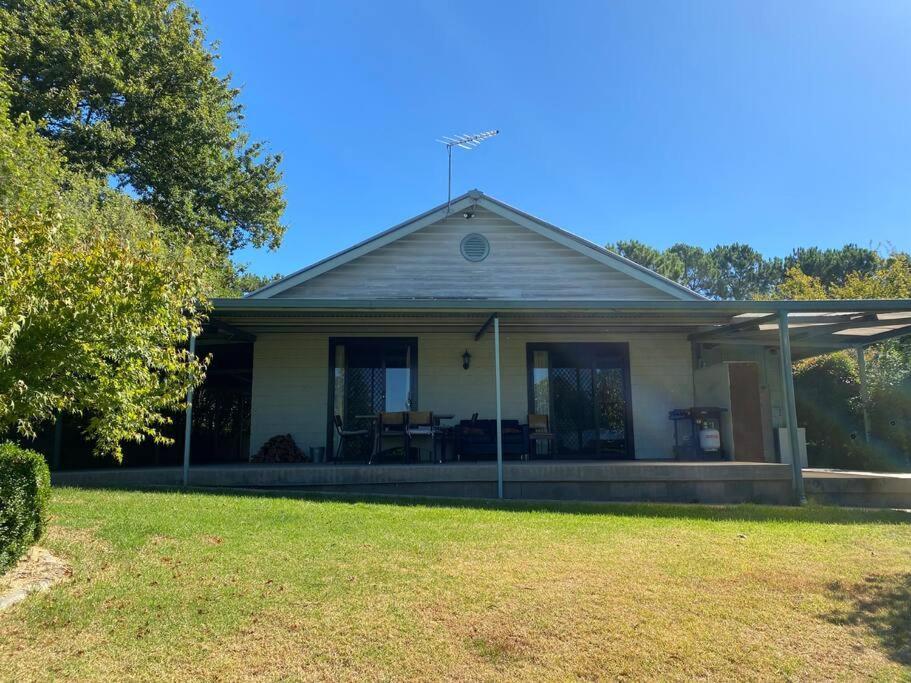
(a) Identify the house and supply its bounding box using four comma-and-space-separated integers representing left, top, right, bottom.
142, 191, 911, 502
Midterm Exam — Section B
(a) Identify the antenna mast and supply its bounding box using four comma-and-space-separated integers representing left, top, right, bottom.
437, 130, 499, 212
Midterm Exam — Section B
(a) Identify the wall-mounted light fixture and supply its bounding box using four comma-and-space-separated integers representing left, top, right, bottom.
462, 349, 472, 370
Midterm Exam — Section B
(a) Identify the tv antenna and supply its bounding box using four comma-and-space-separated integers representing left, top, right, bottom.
437, 130, 499, 212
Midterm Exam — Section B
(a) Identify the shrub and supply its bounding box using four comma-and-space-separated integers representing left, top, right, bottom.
795, 352, 911, 472
0, 442, 51, 574
250, 434, 309, 464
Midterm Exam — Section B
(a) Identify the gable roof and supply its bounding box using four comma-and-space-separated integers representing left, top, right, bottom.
248, 190, 705, 301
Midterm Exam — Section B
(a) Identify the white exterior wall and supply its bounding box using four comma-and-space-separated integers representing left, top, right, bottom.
250, 331, 694, 459
251, 334, 329, 455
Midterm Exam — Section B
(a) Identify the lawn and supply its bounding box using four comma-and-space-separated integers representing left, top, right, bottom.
1, 489, 910, 681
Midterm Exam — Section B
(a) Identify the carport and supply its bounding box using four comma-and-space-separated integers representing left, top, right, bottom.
687, 300, 911, 501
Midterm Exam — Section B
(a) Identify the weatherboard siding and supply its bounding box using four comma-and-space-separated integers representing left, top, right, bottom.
274, 208, 677, 301
249, 331, 693, 459
251, 333, 329, 457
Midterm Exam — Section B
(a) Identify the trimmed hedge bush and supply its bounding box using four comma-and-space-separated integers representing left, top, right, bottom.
0, 442, 51, 574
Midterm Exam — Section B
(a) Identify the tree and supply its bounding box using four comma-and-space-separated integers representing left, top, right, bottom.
609, 240, 785, 299
777, 253, 911, 301
0, 0, 286, 260
606, 238, 900, 302
607, 240, 684, 282
219, 265, 284, 297
0, 85, 208, 460
784, 245, 881, 288
666, 243, 717, 295
772, 266, 828, 301
705, 244, 783, 300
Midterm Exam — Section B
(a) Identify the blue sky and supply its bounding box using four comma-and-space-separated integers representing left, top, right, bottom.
192, 0, 911, 277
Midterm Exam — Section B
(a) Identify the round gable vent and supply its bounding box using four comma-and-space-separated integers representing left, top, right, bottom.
460, 233, 490, 262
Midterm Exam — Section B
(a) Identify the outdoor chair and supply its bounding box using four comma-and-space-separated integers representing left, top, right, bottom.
333, 415, 370, 462
371, 411, 406, 463
527, 413, 556, 459
406, 411, 439, 463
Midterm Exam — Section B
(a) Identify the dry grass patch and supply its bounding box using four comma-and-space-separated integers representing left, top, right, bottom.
0, 488, 909, 681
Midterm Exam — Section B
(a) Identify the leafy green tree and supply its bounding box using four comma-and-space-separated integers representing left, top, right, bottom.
666, 243, 717, 295
0, 85, 208, 460
0, 0, 286, 259
784, 244, 883, 287
784, 245, 881, 288
219, 265, 284, 297
606, 238, 902, 302
607, 240, 684, 282
609, 241, 782, 299
706, 244, 783, 300
777, 253, 911, 302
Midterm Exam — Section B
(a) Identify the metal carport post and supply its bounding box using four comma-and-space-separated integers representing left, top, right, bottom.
777, 310, 806, 504
856, 345, 872, 443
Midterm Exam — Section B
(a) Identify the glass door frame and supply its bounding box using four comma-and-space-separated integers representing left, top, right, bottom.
326, 337, 419, 457
525, 342, 635, 459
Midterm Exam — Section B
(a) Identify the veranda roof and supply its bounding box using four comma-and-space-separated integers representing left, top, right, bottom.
209, 297, 911, 353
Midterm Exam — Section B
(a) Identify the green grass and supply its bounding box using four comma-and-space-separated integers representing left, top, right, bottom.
1, 488, 910, 681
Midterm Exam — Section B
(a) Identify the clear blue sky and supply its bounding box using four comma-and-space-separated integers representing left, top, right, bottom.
192, 0, 911, 277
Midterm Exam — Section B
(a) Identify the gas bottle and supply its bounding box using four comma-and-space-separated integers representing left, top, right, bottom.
699, 428, 721, 452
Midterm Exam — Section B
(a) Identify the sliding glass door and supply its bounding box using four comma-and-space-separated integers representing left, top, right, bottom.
527, 343, 634, 459
328, 338, 417, 460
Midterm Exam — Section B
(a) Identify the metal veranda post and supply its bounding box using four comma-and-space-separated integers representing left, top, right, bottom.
856, 346, 872, 443
777, 311, 806, 503
494, 316, 503, 499
182, 333, 196, 487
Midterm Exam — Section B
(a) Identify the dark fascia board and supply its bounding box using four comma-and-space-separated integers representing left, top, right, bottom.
211, 297, 911, 315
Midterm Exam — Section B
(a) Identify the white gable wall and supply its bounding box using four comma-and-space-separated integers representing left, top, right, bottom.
274, 207, 678, 300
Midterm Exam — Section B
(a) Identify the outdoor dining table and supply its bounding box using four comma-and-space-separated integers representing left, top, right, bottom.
354, 413, 456, 461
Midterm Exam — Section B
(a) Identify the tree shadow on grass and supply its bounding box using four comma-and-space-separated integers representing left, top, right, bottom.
825, 573, 911, 665
53, 483, 911, 526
